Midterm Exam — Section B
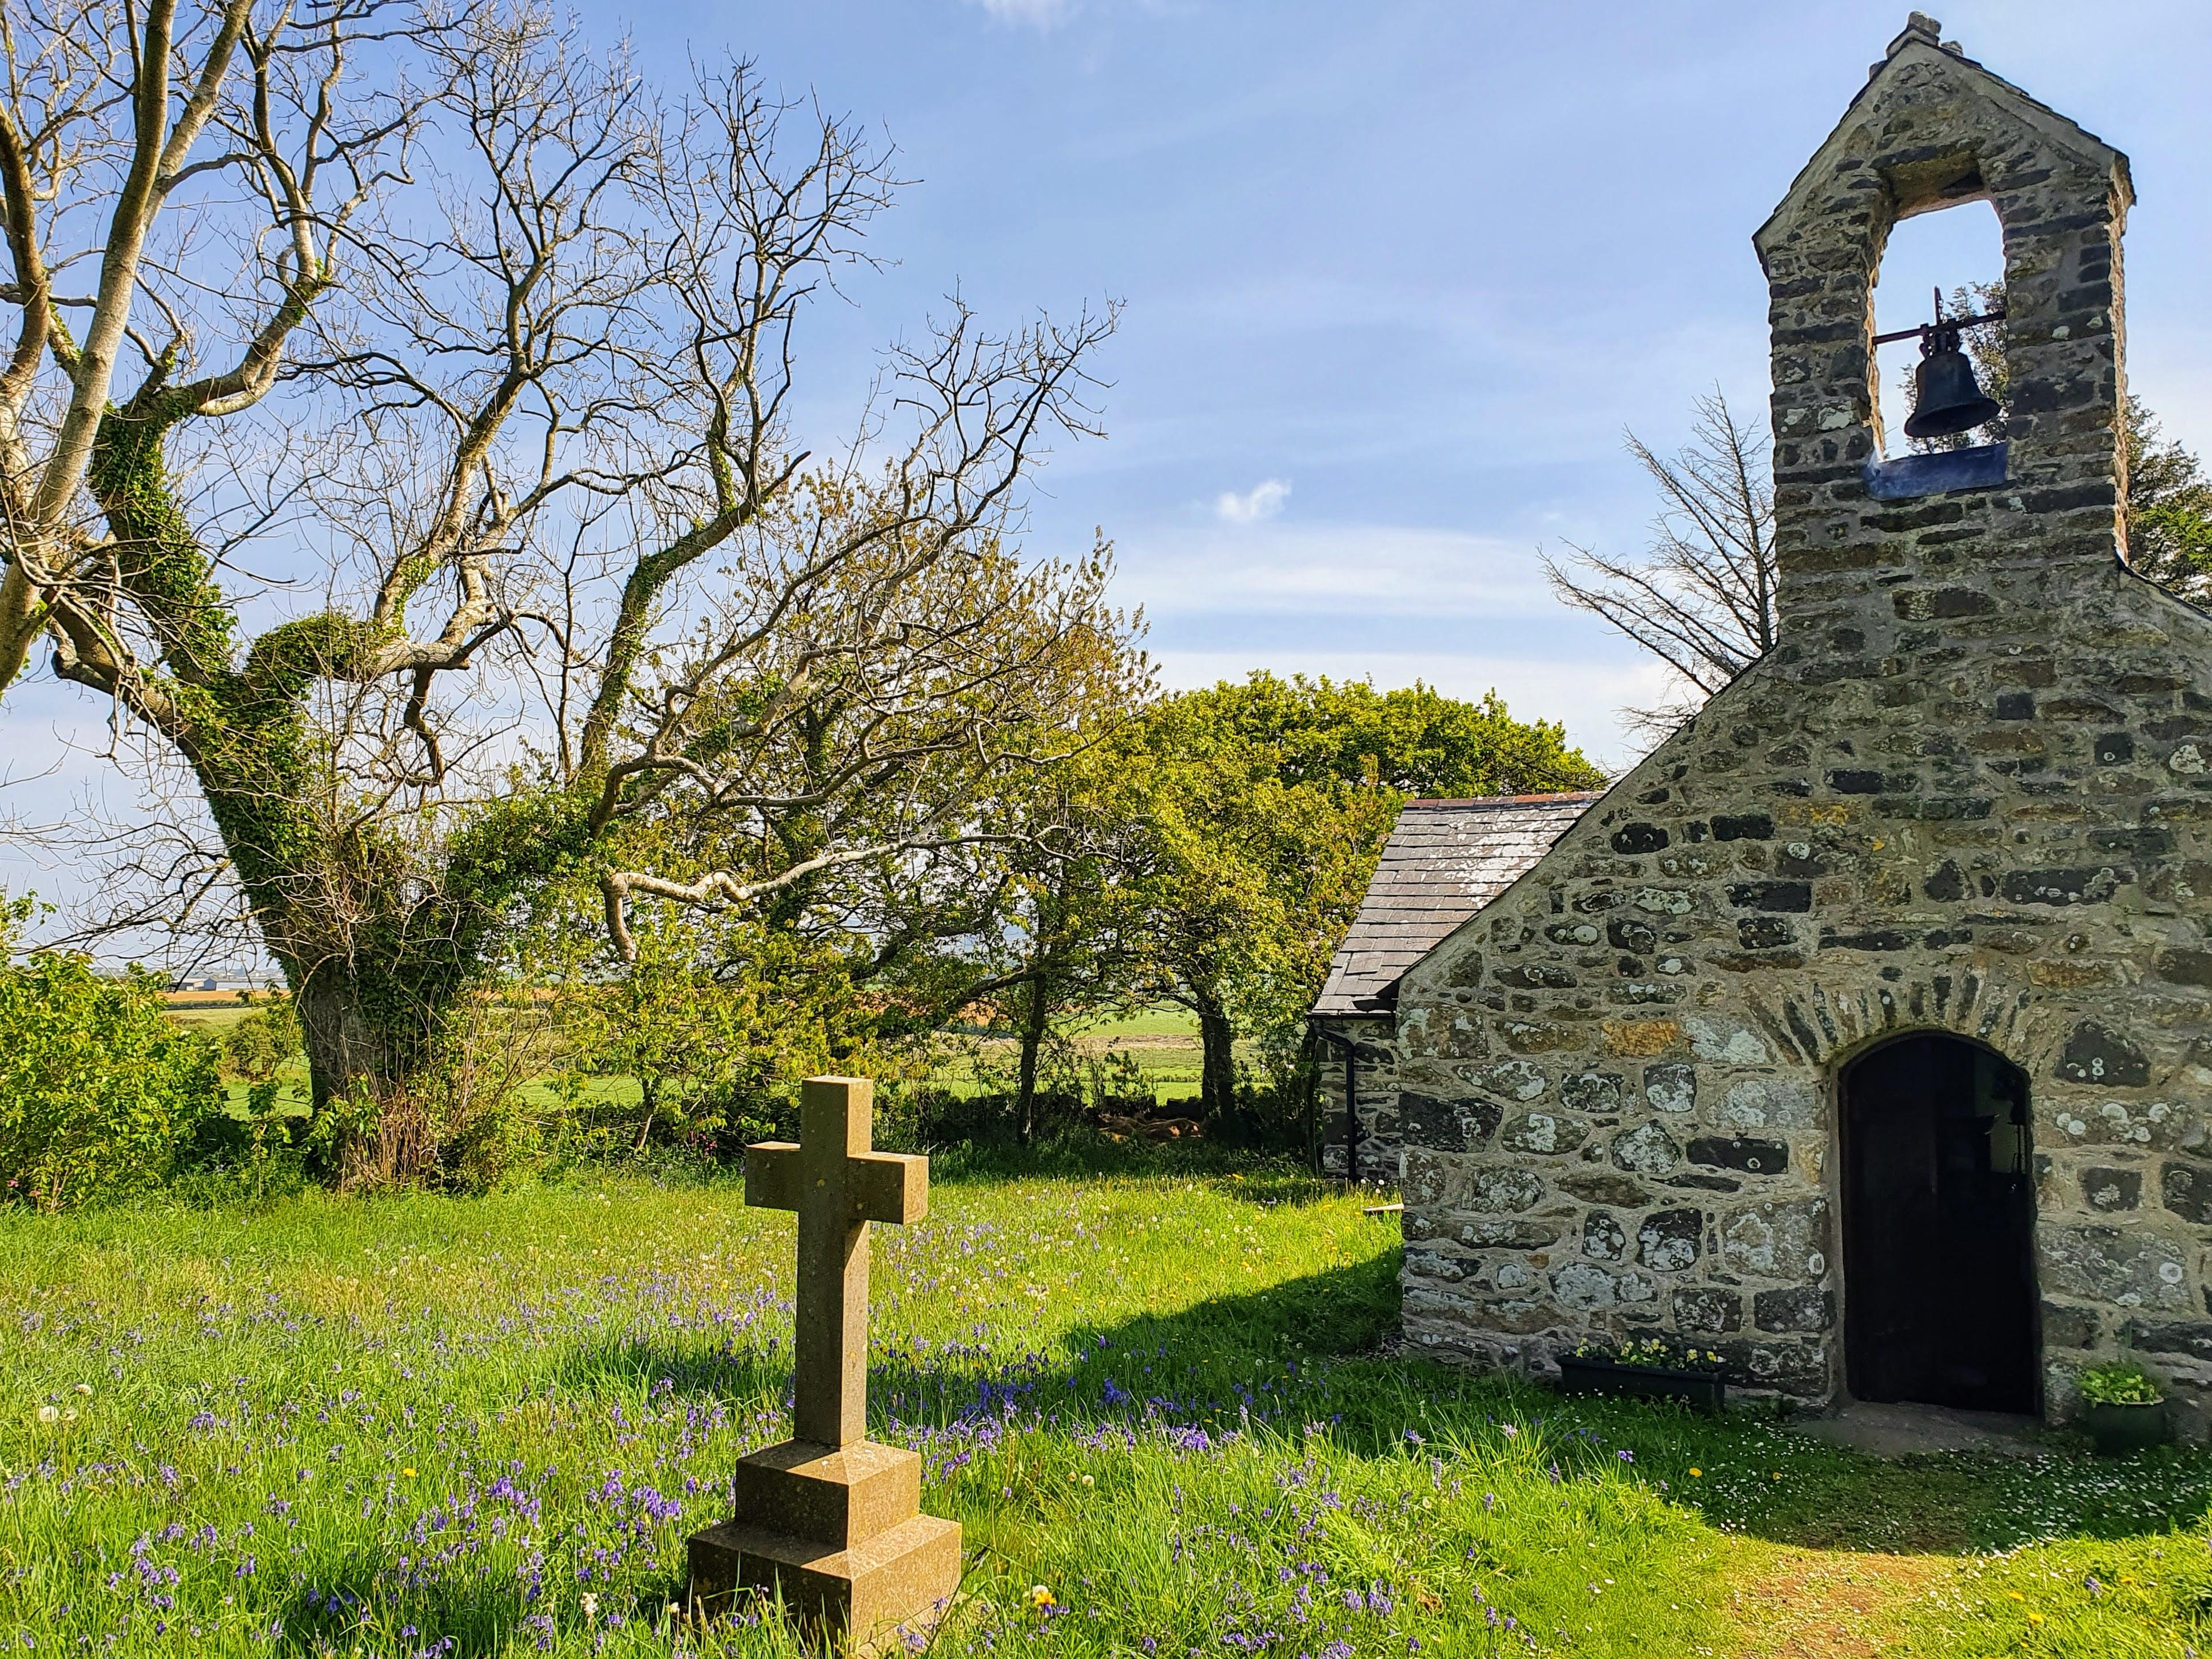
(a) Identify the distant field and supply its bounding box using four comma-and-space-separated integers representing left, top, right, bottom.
166, 1004, 1216, 1111
929, 1005, 1214, 1103
1064, 1006, 1202, 1040
163, 1001, 260, 1032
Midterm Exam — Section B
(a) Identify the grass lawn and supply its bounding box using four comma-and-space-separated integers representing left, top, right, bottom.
2, 1162, 2206, 1656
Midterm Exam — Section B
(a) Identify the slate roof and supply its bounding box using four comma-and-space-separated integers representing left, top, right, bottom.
1311, 792, 1604, 1017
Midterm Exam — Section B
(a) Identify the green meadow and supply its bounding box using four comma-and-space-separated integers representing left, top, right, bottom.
2, 1160, 2206, 1656
164, 1000, 1222, 1116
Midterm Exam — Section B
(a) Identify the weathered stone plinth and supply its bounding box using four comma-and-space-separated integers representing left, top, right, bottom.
687, 1440, 960, 1652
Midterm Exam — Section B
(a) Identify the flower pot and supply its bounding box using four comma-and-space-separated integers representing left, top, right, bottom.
1557, 1353, 1726, 1415
2085, 1398, 2168, 1457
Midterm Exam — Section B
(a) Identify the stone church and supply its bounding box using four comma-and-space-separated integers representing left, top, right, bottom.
1314, 15, 2212, 1434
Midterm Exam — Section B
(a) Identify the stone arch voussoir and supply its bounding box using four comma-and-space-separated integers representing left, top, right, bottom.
1739, 965, 2078, 1086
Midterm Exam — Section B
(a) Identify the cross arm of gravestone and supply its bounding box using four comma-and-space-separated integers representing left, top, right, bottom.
741, 1076, 926, 1448
742, 1139, 928, 1223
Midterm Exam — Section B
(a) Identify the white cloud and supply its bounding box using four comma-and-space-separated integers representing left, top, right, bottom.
1119, 519, 1550, 617
1103, 515, 1680, 768
964, 0, 1075, 26
1213, 477, 1291, 524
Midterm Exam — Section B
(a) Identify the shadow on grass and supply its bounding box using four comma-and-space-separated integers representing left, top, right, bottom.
562, 1240, 2212, 1560
559, 1251, 1405, 1446
924, 1132, 1312, 1188
271, 1546, 697, 1658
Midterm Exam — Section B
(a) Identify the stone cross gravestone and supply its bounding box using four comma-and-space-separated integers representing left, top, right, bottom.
686, 1077, 961, 1649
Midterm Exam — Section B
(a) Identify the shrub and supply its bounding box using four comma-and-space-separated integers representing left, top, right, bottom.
220, 993, 303, 1081
2078, 1361, 2163, 1405
173, 1079, 313, 1208
0, 904, 225, 1208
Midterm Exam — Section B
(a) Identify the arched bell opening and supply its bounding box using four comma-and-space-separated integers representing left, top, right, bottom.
1837, 1029, 2039, 1414
1869, 195, 2010, 461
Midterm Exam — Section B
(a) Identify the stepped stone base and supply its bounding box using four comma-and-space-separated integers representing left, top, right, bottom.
686, 1441, 961, 1653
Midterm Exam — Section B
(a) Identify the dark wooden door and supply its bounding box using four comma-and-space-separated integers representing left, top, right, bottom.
1841, 1034, 2038, 1413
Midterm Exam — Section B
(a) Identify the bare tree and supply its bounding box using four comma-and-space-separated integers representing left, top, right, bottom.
0, 4, 1136, 1180
1542, 388, 1777, 738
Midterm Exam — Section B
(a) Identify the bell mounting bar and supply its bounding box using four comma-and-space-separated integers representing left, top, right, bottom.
1875, 284, 2006, 347
1874, 309, 2005, 345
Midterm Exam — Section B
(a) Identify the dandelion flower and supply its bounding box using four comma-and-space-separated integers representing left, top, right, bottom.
1688, 1468, 1701, 1478
1025, 1585, 1055, 1610
2007, 1592, 2025, 1602
402, 1468, 417, 1478
36, 1405, 57, 1425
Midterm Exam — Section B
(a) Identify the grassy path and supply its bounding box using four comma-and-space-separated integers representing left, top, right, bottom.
0, 1161, 2205, 1654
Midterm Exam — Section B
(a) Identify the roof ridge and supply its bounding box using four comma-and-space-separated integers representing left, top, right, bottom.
1402, 789, 1606, 808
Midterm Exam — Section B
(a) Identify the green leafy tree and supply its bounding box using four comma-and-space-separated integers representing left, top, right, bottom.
583, 506, 1146, 1144
1121, 678, 1601, 1125
979, 742, 1151, 1142
0, 898, 224, 1209
1184, 671, 1608, 797
532, 890, 917, 1158
220, 993, 304, 1084
2122, 401, 2212, 600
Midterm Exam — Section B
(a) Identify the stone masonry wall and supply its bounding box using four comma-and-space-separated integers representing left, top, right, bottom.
1394, 23, 2212, 1433
1314, 1015, 1403, 1185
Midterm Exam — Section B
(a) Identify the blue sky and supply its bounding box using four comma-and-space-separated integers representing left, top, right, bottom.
3, 2, 2207, 958
600, 0, 2211, 768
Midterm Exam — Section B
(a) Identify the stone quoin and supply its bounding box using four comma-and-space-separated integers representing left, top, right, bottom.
1315, 15, 2212, 1434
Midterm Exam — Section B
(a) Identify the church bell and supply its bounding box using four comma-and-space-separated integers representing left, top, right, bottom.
1901, 321, 2001, 440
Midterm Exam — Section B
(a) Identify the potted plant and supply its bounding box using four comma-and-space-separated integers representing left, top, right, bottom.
1557, 1338, 1727, 1414
2078, 1362, 2168, 1457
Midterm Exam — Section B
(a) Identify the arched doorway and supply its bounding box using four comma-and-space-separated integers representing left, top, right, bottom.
1840, 1032, 2039, 1413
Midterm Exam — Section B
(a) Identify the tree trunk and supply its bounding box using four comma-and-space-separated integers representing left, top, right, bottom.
292, 964, 444, 1188
1015, 974, 1050, 1146
1195, 992, 1236, 1125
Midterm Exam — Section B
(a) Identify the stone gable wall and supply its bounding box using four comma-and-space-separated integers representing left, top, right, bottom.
1393, 29, 2212, 1432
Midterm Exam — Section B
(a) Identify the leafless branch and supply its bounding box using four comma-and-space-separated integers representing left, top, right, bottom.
1542, 387, 1776, 739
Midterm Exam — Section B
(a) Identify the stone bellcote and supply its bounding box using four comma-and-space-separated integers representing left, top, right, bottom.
1753, 13, 2134, 651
